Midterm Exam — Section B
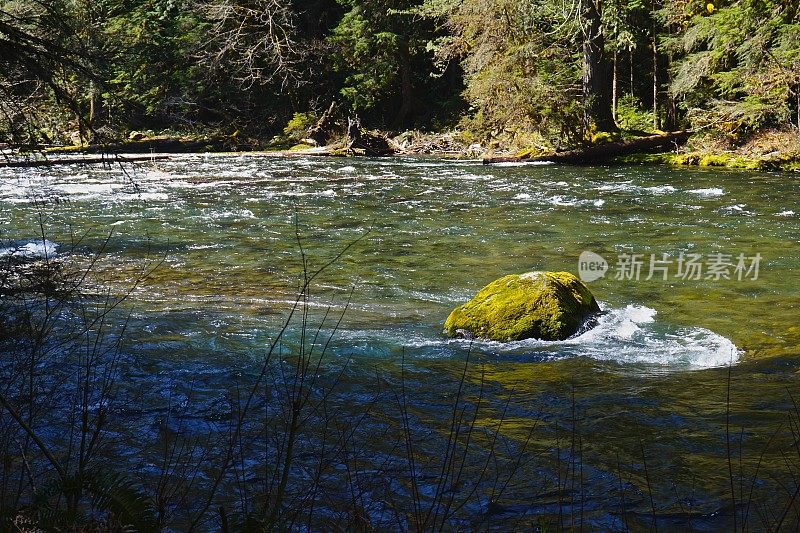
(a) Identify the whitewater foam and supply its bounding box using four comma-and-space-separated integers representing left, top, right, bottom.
0, 239, 59, 259
436, 304, 739, 369
720, 203, 755, 216
689, 187, 725, 198
492, 161, 555, 167
644, 185, 677, 195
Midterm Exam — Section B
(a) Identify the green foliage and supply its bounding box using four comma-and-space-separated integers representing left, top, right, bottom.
1, 0, 798, 146
616, 94, 657, 131
590, 131, 618, 144
668, 0, 800, 137
0, 0, 95, 143
330, 6, 400, 112
283, 112, 318, 140
104, 0, 204, 122
328, 0, 461, 128
447, 0, 585, 143
20, 471, 159, 531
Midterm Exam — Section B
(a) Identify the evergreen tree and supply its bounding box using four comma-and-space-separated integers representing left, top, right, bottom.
666, 0, 800, 136
0, 0, 95, 144
329, 0, 459, 128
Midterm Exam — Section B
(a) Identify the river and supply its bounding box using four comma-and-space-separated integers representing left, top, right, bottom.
1, 154, 798, 529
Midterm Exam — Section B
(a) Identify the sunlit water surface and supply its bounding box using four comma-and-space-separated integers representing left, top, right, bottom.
2, 154, 799, 528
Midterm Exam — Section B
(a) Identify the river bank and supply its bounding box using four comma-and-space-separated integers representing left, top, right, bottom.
614, 128, 800, 172
11, 126, 799, 172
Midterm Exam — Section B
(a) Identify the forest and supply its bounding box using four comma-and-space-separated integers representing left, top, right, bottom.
1, 0, 799, 160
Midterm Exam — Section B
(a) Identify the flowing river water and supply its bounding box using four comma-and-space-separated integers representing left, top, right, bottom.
1, 154, 799, 529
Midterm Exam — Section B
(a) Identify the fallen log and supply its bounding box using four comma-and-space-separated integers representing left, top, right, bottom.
483, 131, 692, 165
0, 154, 170, 168
58, 137, 238, 154
257, 143, 349, 157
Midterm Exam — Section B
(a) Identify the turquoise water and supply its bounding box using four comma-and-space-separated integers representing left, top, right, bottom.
1, 154, 799, 528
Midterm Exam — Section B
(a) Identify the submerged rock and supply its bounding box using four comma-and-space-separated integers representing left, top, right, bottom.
444, 271, 601, 342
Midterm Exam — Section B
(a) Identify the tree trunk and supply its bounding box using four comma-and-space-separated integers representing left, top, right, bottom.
665, 41, 678, 131
612, 50, 618, 122
393, 38, 414, 130
582, 0, 616, 131
630, 50, 634, 98
89, 82, 96, 124
0, 155, 171, 168
308, 102, 337, 146
651, 0, 660, 131
88, 80, 100, 135
612, 1, 619, 123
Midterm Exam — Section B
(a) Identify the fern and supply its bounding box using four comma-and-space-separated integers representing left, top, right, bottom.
22, 470, 159, 532
85, 471, 159, 532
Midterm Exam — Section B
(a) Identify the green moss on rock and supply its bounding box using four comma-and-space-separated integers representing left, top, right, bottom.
444, 271, 601, 342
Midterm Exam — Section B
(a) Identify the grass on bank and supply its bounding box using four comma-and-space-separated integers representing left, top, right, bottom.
615, 128, 800, 172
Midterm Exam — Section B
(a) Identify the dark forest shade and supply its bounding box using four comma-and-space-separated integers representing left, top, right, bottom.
582, 0, 616, 132
0, 0, 798, 148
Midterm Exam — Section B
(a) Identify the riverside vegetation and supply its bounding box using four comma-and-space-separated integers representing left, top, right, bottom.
0, 0, 799, 166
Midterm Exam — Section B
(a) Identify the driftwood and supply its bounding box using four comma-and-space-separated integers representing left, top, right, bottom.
260, 145, 346, 157
308, 102, 338, 146
483, 131, 692, 165
0, 154, 170, 168
83, 137, 243, 153
347, 117, 396, 156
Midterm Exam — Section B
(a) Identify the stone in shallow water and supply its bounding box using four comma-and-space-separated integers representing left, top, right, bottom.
444, 271, 601, 342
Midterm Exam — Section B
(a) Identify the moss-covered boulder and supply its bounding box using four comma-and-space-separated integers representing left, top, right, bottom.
444, 271, 601, 342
